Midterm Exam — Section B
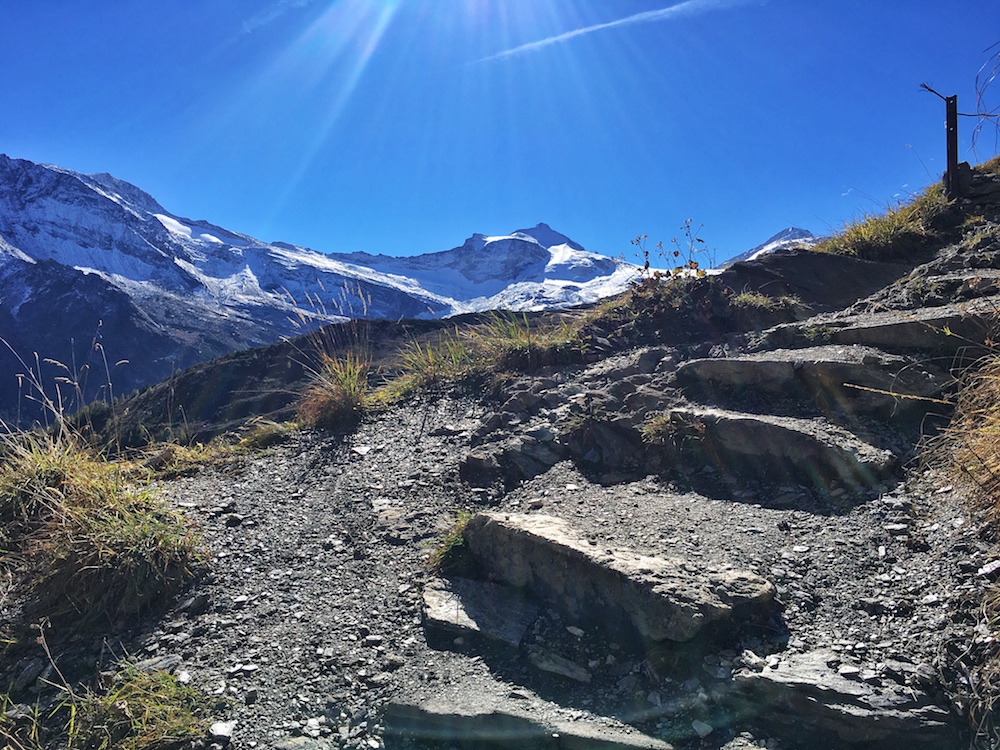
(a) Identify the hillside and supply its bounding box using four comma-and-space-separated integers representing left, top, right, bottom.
5, 161, 1000, 750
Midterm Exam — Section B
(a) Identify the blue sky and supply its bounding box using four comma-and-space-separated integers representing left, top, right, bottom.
1, 1, 998, 263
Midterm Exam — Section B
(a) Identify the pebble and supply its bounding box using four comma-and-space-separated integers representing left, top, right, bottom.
691, 719, 714, 738
210, 721, 236, 743
978, 559, 1000, 578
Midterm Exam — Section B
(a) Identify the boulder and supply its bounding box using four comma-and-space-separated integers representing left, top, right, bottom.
654, 407, 896, 495
384, 678, 674, 749
676, 345, 949, 422
732, 649, 958, 748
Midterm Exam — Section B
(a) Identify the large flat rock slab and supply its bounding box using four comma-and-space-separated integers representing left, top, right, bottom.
718, 249, 918, 312
659, 407, 896, 494
462, 513, 775, 643
676, 345, 949, 421
422, 576, 540, 648
758, 296, 1000, 356
384, 678, 674, 749
732, 649, 958, 748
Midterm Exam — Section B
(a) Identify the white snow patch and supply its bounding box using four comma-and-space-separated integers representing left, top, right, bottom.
155, 214, 233, 245
0, 236, 34, 264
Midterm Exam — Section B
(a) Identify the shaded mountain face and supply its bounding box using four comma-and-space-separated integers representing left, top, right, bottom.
0, 155, 641, 421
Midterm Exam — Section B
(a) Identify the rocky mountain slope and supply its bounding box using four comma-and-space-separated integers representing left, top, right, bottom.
6, 165, 1000, 750
0, 155, 641, 421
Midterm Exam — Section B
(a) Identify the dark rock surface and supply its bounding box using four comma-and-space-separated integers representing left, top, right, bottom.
733, 648, 958, 748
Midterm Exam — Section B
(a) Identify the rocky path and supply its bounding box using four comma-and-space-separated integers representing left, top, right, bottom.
12, 178, 1000, 749
137, 248, 999, 749
134, 371, 986, 749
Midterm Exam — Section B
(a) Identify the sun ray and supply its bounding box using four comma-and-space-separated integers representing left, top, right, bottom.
264, 0, 402, 221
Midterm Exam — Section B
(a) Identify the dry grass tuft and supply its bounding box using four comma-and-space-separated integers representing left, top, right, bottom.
0, 432, 92, 539
979, 154, 1000, 177
297, 351, 371, 429
948, 355, 1000, 529
0, 430, 201, 628
813, 183, 952, 260
942, 350, 1000, 742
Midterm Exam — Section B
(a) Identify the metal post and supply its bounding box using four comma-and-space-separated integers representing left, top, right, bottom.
945, 95, 959, 198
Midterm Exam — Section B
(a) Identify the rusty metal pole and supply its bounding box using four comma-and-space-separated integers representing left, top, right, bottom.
945, 95, 959, 198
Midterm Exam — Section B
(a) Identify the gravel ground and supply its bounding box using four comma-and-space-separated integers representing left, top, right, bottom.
110, 386, 991, 750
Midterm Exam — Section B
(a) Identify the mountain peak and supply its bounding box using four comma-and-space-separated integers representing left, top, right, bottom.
721, 226, 817, 267
513, 223, 585, 252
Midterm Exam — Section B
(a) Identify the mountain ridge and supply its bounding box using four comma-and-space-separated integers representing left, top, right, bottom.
0, 153, 806, 421
0, 155, 643, 418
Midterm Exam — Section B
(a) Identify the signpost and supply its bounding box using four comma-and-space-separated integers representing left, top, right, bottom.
945, 95, 959, 199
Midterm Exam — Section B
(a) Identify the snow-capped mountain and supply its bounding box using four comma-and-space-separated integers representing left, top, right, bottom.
720, 227, 817, 267
0, 155, 641, 418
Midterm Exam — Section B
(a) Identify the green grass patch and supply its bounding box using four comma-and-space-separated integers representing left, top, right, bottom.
68, 667, 212, 750
474, 312, 581, 371
813, 183, 952, 260
0, 431, 201, 630
0, 695, 47, 750
34, 498, 199, 625
731, 289, 797, 310
1, 667, 214, 750
399, 329, 473, 385
295, 312, 590, 420
427, 511, 472, 574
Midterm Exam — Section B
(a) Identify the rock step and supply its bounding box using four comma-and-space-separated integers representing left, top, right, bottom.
652, 407, 896, 494
755, 295, 1000, 356
462, 512, 775, 644
732, 649, 959, 748
384, 678, 674, 749
675, 344, 949, 422
422, 576, 540, 648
